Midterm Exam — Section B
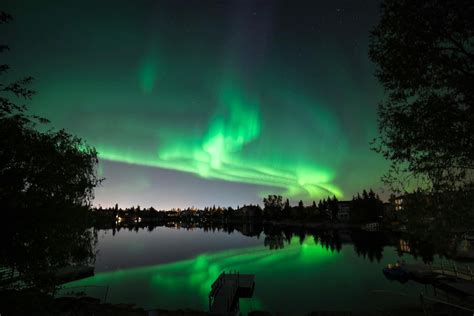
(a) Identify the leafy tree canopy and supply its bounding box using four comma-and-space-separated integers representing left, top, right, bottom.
0, 11, 102, 210
369, 0, 474, 191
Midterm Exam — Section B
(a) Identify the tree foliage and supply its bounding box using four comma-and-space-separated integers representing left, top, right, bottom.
263, 194, 283, 219
0, 12, 100, 293
369, 0, 474, 191
0, 11, 102, 210
351, 190, 384, 223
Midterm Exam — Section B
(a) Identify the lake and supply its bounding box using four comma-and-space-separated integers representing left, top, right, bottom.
61, 223, 441, 314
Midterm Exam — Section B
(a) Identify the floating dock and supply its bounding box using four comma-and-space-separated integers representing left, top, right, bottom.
390, 262, 474, 297
400, 262, 474, 283
436, 280, 474, 297
209, 271, 255, 315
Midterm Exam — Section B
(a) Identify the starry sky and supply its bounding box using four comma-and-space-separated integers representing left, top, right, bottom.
3, 0, 388, 209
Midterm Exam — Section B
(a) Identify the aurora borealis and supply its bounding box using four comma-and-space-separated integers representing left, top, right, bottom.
62, 228, 425, 314
64, 236, 337, 313
3, 0, 387, 208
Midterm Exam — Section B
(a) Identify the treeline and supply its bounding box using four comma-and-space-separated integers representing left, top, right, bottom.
261, 189, 383, 223
350, 190, 385, 223
92, 189, 385, 225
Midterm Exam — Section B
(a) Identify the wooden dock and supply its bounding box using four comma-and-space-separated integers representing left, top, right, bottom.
430, 262, 474, 282
436, 280, 474, 297
399, 262, 474, 297
400, 262, 474, 283
209, 271, 255, 315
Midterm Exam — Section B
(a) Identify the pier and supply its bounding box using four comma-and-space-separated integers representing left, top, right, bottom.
430, 262, 474, 282
209, 271, 255, 315
399, 262, 474, 299
400, 262, 474, 283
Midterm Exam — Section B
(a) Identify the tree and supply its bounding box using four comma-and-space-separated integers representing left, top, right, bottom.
329, 195, 339, 222
0, 12, 101, 209
263, 194, 283, 209
310, 200, 318, 220
318, 199, 330, 220
298, 200, 304, 209
369, 0, 474, 192
351, 189, 384, 223
318, 200, 325, 218
283, 198, 291, 218
0, 12, 100, 293
263, 194, 283, 219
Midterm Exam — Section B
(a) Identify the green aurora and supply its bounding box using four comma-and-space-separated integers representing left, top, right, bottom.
97, 75, 345, 199
61, 235, 422, 313
3, 0, 388, 206
62, 236, 338, 312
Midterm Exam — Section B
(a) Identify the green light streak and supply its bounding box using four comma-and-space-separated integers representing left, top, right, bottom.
96, 74, 344, 199
6, 0, 390, 205
63, 236, 335, 312
138, 43, 162, 94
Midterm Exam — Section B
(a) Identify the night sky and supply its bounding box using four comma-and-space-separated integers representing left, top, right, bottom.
3, 0, 388, 209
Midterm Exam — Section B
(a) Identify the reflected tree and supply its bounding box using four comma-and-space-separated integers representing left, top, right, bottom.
264, 234, 285, 250
1, 208, 97, 291
0, 11, 101, 294
351, 230, 388, 262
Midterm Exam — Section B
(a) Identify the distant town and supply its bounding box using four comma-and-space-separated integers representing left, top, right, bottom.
92, 189, 406, 229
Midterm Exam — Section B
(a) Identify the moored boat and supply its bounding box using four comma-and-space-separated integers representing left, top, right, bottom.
382, 262, 409, 283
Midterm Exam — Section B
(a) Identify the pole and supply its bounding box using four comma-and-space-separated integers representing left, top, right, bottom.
419, 292, 424, 314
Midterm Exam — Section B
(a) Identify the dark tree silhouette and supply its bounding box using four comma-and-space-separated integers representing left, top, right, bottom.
297, 200, 304, 209
0, 12, 101, 209
351, 189, 384, 223
264, 234, 285, 250
263, 194, 283, 209
282, 198, 291, 219
329, 195, 339, 222
263, 194, 283, 219
369, 0, 474, 191
0, 12, 101, 295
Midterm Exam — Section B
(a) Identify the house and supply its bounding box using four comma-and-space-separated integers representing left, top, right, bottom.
337, 201, 351, 222
383, 195, 404, 223
394, 196, 404, 211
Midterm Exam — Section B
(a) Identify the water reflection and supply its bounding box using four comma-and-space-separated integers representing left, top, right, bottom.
58, 222, 470, 314
65, 235, 340, 313
102, 221, 446, 263
0, 208, 97, 291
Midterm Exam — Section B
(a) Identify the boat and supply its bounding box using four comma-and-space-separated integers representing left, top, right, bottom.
382, 263, 409, 283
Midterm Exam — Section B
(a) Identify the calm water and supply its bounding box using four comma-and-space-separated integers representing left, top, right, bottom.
63, 225, 438, 314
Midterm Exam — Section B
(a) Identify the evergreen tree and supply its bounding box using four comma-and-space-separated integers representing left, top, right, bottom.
298, 200, 304, 209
